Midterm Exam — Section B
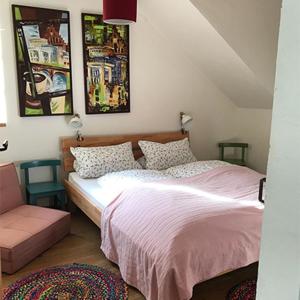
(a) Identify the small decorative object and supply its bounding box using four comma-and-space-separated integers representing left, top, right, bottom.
3, 263, 128, 300
227, 279, 257, 300
180, 112, 193, 134
12, 5, 74, 117
103, 0, 137, 25
69, 114, 84, 141
0, 140, 8, 151
82, 13, 130, 114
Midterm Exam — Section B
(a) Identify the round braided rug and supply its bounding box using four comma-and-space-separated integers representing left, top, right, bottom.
3, 263, 128, 300
227, 279, 257, 300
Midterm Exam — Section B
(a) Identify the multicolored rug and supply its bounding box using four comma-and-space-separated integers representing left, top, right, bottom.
227, 279, 257, 300
3, 263, 128, 300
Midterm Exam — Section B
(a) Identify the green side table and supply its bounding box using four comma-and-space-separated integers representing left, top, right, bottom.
218, 142, 248, 166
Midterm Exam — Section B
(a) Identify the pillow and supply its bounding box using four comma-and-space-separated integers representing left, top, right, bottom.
70, 142, 141, 178
138, 138, 197, 170
164, 160, 230, 178
73, 159, 79, 172
137, 156, 146, 169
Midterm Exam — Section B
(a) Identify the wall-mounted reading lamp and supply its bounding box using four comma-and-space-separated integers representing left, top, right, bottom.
69, 114, 84, 142
0, 140, 8, 151
180, 112, 193, 134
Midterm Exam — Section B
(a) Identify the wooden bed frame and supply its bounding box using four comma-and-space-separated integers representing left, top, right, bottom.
61, 131, 188, 227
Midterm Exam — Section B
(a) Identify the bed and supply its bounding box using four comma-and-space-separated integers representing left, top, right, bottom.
62, 131, 189, 226
61, 131, 264, 300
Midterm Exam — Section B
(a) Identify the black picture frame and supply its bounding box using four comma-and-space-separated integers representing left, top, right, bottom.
12, 5, 74, 117
82, 13, 130, 114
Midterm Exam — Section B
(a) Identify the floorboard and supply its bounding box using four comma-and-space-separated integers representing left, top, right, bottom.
2, 212, 258, 299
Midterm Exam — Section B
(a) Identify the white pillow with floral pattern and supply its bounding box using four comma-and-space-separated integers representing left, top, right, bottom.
138, 138, 196, 170
71, 142, 141, 178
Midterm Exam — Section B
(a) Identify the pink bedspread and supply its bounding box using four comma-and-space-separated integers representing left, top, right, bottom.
101, 166, 264, 300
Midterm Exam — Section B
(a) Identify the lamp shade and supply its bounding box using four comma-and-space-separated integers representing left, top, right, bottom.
69, 114, 83, 129
180, 112, 193, 133
181, 114, 193, 125
103, 0, 137, 25
0, 140, 8, 152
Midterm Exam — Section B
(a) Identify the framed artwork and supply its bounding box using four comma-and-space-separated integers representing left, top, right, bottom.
12, 5, 74, 117
82, 13, 130, 114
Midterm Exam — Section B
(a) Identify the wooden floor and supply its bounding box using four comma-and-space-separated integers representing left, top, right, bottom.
2, 212, 258, 299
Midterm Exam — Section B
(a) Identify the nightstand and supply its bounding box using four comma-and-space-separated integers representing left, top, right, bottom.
218, 142, 248, 166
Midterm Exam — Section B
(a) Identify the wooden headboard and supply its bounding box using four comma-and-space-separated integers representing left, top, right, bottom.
61, 131, 189, 173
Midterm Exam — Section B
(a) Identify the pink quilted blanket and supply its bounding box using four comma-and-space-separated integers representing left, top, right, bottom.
101, 166, 264, 300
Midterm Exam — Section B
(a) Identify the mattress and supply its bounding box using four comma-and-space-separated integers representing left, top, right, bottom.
68, 169, 173, 210
68, 172, 113, 210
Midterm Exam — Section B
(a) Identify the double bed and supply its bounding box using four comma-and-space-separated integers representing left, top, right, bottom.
61, 131, 264, 300
62, 131, 190, 226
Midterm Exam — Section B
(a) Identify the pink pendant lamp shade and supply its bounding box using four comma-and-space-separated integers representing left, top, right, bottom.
103, 0, 137, 25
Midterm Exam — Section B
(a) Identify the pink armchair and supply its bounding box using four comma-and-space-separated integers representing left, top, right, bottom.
0, 163, 70, 274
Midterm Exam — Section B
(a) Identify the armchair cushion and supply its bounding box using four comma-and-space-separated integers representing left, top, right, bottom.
0, 205, 70, 274
0, 163, 24, 214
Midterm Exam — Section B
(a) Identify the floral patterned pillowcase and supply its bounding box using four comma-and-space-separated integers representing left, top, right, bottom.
136, 156, 146, 169
164, 160, 230, 178
138, 138, 197, 170
71, 142, 141, 179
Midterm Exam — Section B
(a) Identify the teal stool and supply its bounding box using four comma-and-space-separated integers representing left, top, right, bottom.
20, 160, 66, 209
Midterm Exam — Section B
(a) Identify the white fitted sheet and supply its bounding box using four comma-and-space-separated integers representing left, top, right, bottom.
68, 160, 230, 210
68, 170, 173, 210
68, 172, 114, 210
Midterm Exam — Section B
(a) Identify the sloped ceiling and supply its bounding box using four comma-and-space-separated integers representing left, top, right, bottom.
139, 0, 282, 109
191, 0, 282, 94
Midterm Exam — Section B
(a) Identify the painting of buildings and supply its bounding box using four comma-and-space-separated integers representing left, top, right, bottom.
82, 14, 130, 114
12, 5, 73, 117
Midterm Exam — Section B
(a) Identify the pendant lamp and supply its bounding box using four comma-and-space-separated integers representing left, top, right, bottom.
103, 0, 137, 25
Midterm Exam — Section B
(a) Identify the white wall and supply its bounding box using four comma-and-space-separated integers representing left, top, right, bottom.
0, 0, 238, 178
140, 0, 273, 109
236, 108, 272, 173
257, 0, 300, 299
138, 0, 277, 174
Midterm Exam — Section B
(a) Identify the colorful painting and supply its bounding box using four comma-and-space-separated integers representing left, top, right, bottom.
12, 5, 73, 117
82, 14, 130, 114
